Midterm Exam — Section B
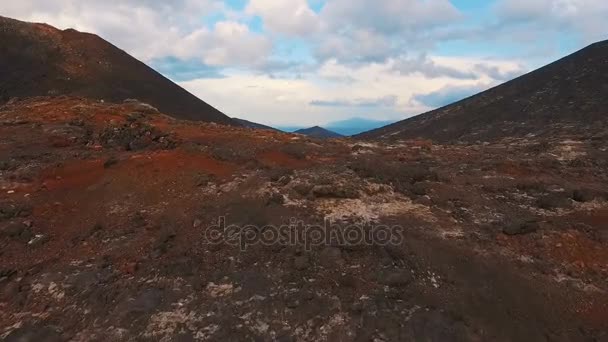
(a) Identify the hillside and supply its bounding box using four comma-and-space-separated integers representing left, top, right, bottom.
357, 41, 608, 142
232, 117, 280, 131
294, 126, 343, 139
0, 16, 234, 125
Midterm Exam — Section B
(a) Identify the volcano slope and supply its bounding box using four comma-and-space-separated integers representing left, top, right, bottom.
0, 16, 233, 125
0, 96, 607, 341
357, 40, 608, 143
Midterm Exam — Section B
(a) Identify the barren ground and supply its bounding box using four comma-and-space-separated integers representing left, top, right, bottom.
1, 97, 607, 341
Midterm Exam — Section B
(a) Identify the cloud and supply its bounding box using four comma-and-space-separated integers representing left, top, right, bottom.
392, 54, 477, 79
177, 55, 517, 126
319, 0, 461, 34
242, 0, 465, 65
310, 96, 398, 107
412, 84, 491, 108
173, 21, 272, 67
473, 63, 526, 81
494, 0, 608, 43
246, 0, 320, 36
151, 57, 225, 82
1, 0, 271, 67
314, 29, 396, 64
310, 0, 463, 64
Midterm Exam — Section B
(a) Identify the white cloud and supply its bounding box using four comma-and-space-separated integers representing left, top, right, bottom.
179, 56, 525, 126
246, 0, 320, 36
173, 22, 272, 67
0, 0, 270, 66
310, 0, 463, 64
495, 0, 608, 43
320, 0, 461, 34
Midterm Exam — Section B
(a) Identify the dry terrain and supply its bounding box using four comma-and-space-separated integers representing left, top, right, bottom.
1, 97, 607, 341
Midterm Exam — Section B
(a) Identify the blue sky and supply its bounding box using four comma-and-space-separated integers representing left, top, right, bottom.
2, 0, 607, 126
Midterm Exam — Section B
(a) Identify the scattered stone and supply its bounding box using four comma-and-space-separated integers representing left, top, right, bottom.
414, 195, 432, 206
151, 229, 177, 258
127, 288, 164, 315
319, 247, 345, 268
536, 193, 571, 210
351, 300, 364, 313
277, 176, 292, 187
337, 274, 357, 287
2, 222, 26, 238
268, 168, 293, 182
410, 182, 429, 196
2, 280, 20, 299
294, 255, 310, 270
0, 160, 16, 171
267, 192, 285, 205
103, 156, 119, 168
206, 282, 235, 297
312, 184, 360, 199
293, 183, 313, 196
195, 172, 214, 187
571, 189, 596, 203
127, 138, 152, 151
0, 202, 32, 221
123, 99, 160, 114
503, 220, 539, 236
379, 269, 413, 287
132, 212, 147, 228
285, 296, 300, 309
4, 325, 63, 342
28, 234, 50, 247
121, 262, 138, 275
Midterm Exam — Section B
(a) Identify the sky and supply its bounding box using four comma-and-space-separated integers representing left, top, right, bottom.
2, 0, 607, 127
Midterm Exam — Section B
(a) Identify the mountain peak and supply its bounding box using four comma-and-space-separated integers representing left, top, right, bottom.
294, 126, 343, 139
357, 40, 608, 142
0, 16, 235, 125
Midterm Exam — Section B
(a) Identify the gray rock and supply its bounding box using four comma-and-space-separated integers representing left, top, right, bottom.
536, 193, 571, 210
267, 193, 285, 205
28, 234, 50, 247
293, 183, 313, 196
1, 222, 25, 238
503, 220, 539, 236
572, 189, 596, 203
312, 184, 360, 199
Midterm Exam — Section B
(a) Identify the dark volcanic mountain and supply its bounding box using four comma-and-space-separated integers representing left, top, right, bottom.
0, 16, 234, 125
232, 117, 280, 131
357, 40, 608, 142
294, 126, 344, 139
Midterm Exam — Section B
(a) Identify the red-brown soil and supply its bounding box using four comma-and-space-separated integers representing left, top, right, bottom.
1, 97, 607, 341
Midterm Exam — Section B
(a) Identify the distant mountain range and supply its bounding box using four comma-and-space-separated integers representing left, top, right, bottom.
294, 126, 343, 139
0, 16, 234, 125
357, 40, 608, 142
277, 117, 394, 136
